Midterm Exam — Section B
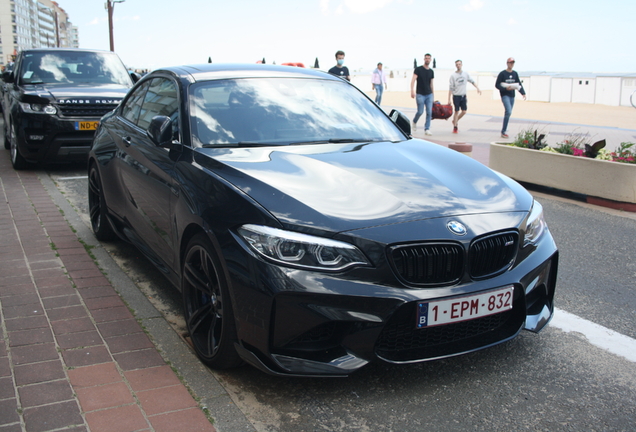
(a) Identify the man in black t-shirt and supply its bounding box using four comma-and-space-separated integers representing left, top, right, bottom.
328, 50, 350, 81
495, 57, 526, 138
410, 53, 435, 135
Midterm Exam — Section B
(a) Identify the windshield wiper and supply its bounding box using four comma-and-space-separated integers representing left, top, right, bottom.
201, 141, 284, 148
201, 138, 385, 148
290, 138, 383, 145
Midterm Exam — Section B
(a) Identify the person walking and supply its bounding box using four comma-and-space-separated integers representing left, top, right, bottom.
371, 62, 387, 105
447, 59, 481, 133
496, 57, 526, 138
410, 53, 434, 135
328, 50, 350, 81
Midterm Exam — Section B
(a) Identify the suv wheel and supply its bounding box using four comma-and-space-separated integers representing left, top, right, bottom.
9, 123, 29, 170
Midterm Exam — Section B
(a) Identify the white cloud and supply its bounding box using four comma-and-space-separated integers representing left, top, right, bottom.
320, 0, 330, 14
344, 0, 394, 14
117, 15, 141, 22
463, 0, 484, 12
508, 17, 517, 25
320, 0, 395, 15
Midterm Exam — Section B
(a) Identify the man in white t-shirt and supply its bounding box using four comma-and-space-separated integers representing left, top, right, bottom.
447, 60, 481, 134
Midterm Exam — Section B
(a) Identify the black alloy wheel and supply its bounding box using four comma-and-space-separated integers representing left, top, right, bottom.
9, 123, 28, 170
182, 234, 242, 369
88, 164, 116, 241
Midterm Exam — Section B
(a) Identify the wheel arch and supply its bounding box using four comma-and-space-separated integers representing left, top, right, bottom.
179, 223, 207, 278
178, 223, 232, 291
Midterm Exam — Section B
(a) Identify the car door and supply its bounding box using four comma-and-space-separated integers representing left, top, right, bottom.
116, 76, 181, 273
102, 79, 150, 220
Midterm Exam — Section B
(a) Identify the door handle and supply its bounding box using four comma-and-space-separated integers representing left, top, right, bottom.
122, 136, 132, 147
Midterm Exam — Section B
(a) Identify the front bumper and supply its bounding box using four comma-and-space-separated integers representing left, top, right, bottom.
16, 112, 98, 163
226, 231, 558, 377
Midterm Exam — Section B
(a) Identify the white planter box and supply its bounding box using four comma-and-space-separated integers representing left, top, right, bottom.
489, 143, 636, 204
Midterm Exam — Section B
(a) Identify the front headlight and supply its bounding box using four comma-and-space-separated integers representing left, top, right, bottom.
238, 224, 370, 271
524, 200, 547, 246
19, 102, 57, 115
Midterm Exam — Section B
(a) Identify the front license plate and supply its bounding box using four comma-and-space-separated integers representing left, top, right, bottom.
75, 121, 99, 131
416, 286, 514, 328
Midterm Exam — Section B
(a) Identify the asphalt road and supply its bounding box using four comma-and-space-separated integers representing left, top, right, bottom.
39, 161, 636, 432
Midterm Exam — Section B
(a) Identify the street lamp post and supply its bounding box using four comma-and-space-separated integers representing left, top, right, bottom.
105, 0, 125, 52
39, 6, 59, 47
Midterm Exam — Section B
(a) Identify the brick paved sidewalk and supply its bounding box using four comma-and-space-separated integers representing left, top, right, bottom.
0, 152, 215, 431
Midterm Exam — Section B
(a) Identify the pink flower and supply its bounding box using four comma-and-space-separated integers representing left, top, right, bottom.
572, 148, 584, 157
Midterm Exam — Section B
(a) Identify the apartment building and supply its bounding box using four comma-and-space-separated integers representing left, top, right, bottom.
0, 0, 78, 67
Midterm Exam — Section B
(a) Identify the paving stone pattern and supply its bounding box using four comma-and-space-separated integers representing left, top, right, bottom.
0, 153, 215, 431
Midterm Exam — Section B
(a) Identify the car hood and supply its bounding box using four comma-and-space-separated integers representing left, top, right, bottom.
201, 140, 533, 233
19, 84, 130, 103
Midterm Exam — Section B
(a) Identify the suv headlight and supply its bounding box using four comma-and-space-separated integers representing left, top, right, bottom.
19, 102, 57, 115
238, 224, 370, 271
524, 200, 546, 246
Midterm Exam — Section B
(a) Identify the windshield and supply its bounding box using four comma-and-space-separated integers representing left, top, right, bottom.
190, 77, 405, 147
18, 51, 132, 86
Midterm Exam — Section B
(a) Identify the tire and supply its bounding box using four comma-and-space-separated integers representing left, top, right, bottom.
3, 121, 9, 150
9, 123, 28, 170
88, 164, 116, 241
182, 233, 242, 369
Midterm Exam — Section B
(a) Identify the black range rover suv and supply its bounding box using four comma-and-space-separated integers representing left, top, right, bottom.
2, 48, 138, 169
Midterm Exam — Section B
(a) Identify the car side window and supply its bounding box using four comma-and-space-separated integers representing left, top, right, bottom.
121, 81, 150, 125
137, 78, 180, 140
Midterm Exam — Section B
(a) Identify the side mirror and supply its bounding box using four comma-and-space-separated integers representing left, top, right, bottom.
147, 115, 173, 147
389, 109, 411, 137
2, 71, 14, 83
130, 72, 141, 83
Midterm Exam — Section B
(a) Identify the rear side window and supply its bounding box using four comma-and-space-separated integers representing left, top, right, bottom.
137, 78, 179, 131
121, 81, 150, 125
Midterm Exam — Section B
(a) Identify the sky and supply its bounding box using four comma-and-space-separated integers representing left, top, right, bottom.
54, 0, 635, 74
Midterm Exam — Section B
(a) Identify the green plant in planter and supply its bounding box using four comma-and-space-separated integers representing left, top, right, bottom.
510, 127, 547, 149
611, 142, 636, 164
584, 139, 606, 158
552, 132, 605, 158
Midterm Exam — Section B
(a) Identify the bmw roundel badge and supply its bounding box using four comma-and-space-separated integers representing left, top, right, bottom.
447, 221, 467, 236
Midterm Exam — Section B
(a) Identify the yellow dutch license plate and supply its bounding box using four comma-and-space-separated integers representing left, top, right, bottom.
75, 121, 99, 131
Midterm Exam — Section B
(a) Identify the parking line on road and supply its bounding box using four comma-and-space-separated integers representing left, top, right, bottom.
551, 308, 636, 363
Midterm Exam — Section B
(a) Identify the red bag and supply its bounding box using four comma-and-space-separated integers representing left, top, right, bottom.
432, 101, 453, 120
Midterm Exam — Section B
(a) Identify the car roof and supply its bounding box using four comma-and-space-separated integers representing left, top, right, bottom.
20, 48, 117, 55
153, 63, 342, 82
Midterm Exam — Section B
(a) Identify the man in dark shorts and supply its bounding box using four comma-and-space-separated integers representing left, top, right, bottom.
447, 60, 481, 134
328, 50, 350, 81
